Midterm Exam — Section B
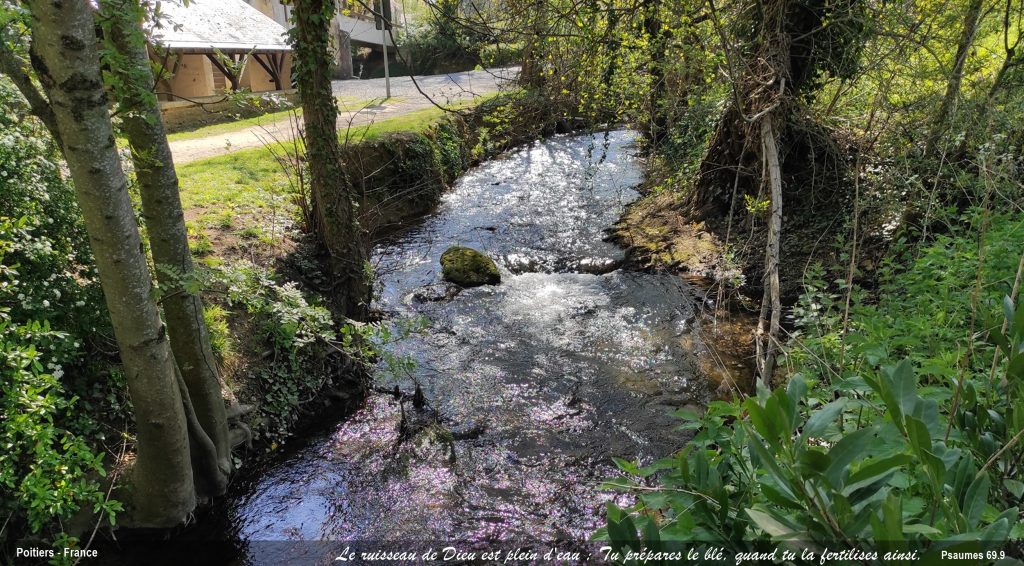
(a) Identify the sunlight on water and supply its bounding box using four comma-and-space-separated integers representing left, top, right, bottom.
227, 131, 711, 563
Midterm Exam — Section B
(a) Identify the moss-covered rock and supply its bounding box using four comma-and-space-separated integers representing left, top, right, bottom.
440, 246, 501, 287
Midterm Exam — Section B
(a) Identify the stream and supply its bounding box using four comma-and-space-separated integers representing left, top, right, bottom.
212, 130, 713, 563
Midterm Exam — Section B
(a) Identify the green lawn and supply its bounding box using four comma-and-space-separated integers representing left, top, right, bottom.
167, 96, 389, 142
340, 94, 498, 143
177, 94, 495, 258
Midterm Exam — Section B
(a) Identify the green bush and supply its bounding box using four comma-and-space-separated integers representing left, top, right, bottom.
397, 0, 481, 74
479, 43, 524, 68
1, 81, 120, 548
203, 304, 233, 363
0, 84, 107, 338
214, 262, 337, 448
214, 261, 416, 449
600, 211, 1024, 560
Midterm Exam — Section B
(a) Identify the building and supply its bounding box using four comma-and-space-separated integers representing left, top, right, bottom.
244, 0, 397, 79
150, 0, 293, 101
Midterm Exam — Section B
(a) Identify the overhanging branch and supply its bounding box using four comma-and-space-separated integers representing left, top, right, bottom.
0, 39, 63, 149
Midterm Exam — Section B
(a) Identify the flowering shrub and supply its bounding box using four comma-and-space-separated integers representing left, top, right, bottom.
0, 81, 119, 551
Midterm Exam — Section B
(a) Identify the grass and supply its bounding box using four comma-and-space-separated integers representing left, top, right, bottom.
176, 94, 496, 258
339, 94, 496, 144
167, 96, 388, 142
177, 142, 295, 263
167, 108, 303, 142
178, 146, 291, 213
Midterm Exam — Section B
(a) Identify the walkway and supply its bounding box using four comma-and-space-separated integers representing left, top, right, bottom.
169, 68, 518, 164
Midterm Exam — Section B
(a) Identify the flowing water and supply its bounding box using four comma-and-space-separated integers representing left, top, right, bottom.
215, 130, 714, 563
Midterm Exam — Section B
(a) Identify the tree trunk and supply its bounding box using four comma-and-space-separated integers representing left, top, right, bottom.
643, 0, 668, 146
26, 0, 195, 527
336, 29, 354, 79
103, 0, 232, 497
293, 0, 371, 319
986, 0, 1021, 101
926, 0, 985, 155
756, 117, 783, 386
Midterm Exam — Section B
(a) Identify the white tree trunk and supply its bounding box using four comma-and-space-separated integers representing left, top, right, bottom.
27, 0, 196, 527
104, 0, 233, 497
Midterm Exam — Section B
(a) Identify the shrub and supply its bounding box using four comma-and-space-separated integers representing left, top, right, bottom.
1, 81, 119, 549
479, 43, 524, 68
213, 261, 417, 449
397, 0, 481, 74
599, 212, 1024, 560
203, 304, 233, 363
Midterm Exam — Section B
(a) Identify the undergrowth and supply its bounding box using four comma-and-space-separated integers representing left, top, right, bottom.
599, 210, 1024, 561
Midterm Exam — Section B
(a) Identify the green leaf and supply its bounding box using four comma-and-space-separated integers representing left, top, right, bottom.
746, 505, 801, 539
963, 473, 990, 529
613, 457, 641, 475
902, 523, 942, 536
1003, 479, 1024, 499
825, 426, 876, 488
760, 482, 802, 510
889, 359, 918, 417
802, 398, 847, 439
784, 376, 807, 429
606, 501, 624, 522
880, 492, 902, 541
1003, 295, 1015, 331
981, 518, 1009, 542
673, 406, 702, 421
798, 448, 831, 476
642, 515, 662, 552
846, 453, 911, 488
904, 416, 932, 457
746, 431, 788, 485
1014, 298, 1024, 339
1008, 354, 1024, 381
610, 515, 641, 550
745, 400, 779, 448
981, 309, 1010, 351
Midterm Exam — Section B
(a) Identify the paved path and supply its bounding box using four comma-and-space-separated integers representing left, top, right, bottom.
169, 68, 518, 165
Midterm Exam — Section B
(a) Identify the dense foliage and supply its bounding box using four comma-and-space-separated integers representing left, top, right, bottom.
0, 82, 120, 552
3, 0, 1024, 557
601, 213, 1024, 557
480, 0, 1024, 557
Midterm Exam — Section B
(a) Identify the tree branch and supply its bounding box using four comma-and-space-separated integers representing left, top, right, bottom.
0, 39, 63, 148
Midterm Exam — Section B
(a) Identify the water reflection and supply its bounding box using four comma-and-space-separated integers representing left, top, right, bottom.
227, 131, 710, 563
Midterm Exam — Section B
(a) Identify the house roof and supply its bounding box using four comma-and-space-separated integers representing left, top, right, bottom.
150, 0, 291, 53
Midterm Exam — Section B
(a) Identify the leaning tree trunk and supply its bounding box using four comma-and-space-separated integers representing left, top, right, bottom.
293, 0, 371, 319
103, 0, 232, 498
747, 0, 791, 387
696, 0, 859, 386
0, 34, 62, 148
26, 0, 196, 526
985, 0, 1022, 101
642, 0, 669, 146
925, 0, 985, 156
756, 116, 784, 385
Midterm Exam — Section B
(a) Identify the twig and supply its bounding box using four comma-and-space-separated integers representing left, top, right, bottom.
976, 426, 1024, 480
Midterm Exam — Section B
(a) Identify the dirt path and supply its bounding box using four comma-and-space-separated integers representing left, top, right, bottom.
169, 68, 517, 165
